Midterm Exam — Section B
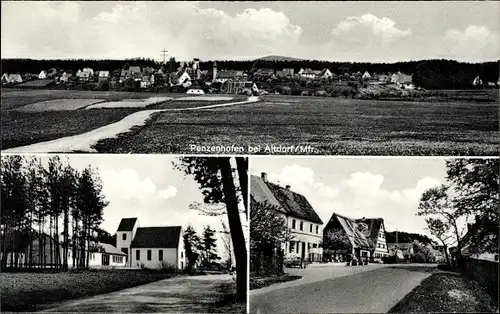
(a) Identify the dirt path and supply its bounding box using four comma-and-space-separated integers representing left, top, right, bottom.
39, 274, 234, 313
2, 97, 259, 153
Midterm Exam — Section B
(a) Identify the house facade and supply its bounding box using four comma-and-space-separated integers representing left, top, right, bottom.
324, 214, 389, 263
115, 218, 185, 269
250, 172, 324, 262
38, 71, 47, 79
391, 71, 413, 85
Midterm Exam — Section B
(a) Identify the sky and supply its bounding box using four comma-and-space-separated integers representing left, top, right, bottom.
250, 157, 454, 241
2, 1, 499, 62
35, 154, 247, 258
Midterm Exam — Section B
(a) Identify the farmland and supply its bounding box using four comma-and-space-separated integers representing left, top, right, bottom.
1, 89, 498, 155
94, 95, 499, 155
0, 89, 245, 150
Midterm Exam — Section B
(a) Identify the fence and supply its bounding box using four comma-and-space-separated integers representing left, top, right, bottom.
460, 258, 498, 299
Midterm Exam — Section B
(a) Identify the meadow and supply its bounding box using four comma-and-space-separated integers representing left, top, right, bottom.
94, 95, 499, 155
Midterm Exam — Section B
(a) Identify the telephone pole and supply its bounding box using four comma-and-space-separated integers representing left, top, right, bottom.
160, 48, 168, 64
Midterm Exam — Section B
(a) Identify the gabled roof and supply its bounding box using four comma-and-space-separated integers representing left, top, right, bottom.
326, 213, 371, 249
251, 175, 323, 224
117, 218, 137, 231
130, 226, 182, 248
97, 242, 126, 256
354, 218, 383, 247
319, 69, 332, 77
250, 175, 284, 211
129, 66, 141, 73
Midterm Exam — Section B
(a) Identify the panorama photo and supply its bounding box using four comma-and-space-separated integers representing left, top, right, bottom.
1, 1, 499, 155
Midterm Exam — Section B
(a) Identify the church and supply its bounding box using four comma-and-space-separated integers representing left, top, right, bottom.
115, 218, 186, 270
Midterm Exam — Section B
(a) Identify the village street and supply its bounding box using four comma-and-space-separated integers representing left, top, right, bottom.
250, 264, 437, 313
39, 274, 235, 313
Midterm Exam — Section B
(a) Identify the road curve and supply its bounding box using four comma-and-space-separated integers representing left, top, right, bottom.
2, 96, 259, 153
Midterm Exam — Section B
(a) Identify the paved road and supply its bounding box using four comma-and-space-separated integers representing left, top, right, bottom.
40, 274, 234, 313
251, 264, 437, 313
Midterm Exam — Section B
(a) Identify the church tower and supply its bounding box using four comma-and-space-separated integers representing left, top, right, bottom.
213, 61, 218, 82
116, 218, 139, 267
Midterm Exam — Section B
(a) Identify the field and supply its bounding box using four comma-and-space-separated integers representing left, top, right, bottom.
86, 96, 172, 109
94, 95, 499, 155
0, 269, 177, 312
0, 89, 245, 150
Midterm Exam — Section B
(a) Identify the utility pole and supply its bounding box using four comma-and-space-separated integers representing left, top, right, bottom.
160, 48, 168, 64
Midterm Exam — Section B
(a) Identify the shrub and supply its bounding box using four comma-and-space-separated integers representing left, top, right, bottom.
158, 261, 177, 273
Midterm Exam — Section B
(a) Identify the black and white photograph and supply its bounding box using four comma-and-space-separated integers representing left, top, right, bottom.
1, 1, 499, 155
249, 157, 499, 313
0, 154, 248, 313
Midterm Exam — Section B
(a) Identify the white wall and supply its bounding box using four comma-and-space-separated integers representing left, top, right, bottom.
131, 248, 182, 269
116, 220, 138, 267
283, 215, 323, 261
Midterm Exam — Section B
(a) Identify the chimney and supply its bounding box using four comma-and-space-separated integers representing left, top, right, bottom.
362, 217, 365, 220
261, 172, 267, 182
286, 185, 291, 190
193, 58, 200, 71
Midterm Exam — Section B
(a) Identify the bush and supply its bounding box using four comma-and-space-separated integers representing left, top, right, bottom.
157, 261, 177, 273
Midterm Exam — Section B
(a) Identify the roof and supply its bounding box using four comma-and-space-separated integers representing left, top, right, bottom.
301, 68, 315, 75
130, 226, 182, 248
97, 242, 126, 256
217, 70, 240, 79
325, 213, 371, 249
129, 66, 141, 73
250, 175, 323, 224
319, 69, 331, 77
250, 175, 284, 211
354, 218, 383, 247
117, 218, 138, 231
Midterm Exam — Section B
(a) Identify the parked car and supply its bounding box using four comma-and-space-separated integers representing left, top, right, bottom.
284, 257, 309, 269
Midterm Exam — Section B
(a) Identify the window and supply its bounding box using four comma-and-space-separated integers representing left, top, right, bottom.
181, 261, 184, 269
289, 241, 294, 253
316, 225, 319, 234
136, 250, 140, 260
121, 248, 128, 256
159, 250, 163, 261
300, 221, 303, 231
310, 224, 313, 233
181, 251, 184, 258
292, 219, 296, 229
147, 249, 152, 261
313, 243, 317, 248
122, 233, 127, 240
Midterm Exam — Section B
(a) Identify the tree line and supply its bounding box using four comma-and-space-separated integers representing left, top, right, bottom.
3, 58, 498, 90
1, 155, 108, 270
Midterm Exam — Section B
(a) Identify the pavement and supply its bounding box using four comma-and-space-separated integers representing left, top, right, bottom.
39, 274, 235, 313
250, 264, 437, 313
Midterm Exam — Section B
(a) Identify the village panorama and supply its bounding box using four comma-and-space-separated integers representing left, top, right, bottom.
1, 154, 249, 313
1, 2, 499, 155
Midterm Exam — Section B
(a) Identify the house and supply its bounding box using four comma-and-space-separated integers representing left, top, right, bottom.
387, 243, 412, 261
250, 172, 324, 262
186, 81, 205, 94
255, 68, 275, 77
215, 70, 241, 83
318, 69, 333, 79
1, 73, 9, 84
323, 213, 372, 263
39, 70, 47, 79
60, 72, 73, 83
87, 242, 127, 267
7, 74, 23, 84
460, 215, 498, 262
224, 80, 258, 94
129, 66, 142, 81
299, 68, 316, 79
391, 71, 413, 85
472, 76, 483, 86
362, 71, 372, 80
283, 68, 295, 76
76, 68, 95, 82
98, 71, 110, 81
177, 70, 192, 87
353, 217, 389, 261
115, 218, 186, 269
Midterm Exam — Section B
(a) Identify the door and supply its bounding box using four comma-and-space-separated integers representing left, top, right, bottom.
301, 242, 306, 260
102, 254, 109, 266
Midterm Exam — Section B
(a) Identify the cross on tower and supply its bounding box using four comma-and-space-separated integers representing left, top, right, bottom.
160, 48, 168, 64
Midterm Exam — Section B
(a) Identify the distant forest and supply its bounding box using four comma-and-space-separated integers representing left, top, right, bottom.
2, 58, 499, 89
385, 231, 437, 245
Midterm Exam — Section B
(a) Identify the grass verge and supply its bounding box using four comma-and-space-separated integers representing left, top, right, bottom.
388, 272, 498, 313
0, 269, 178, 312
250, 274, 302, 290
208, 282, 247, 313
